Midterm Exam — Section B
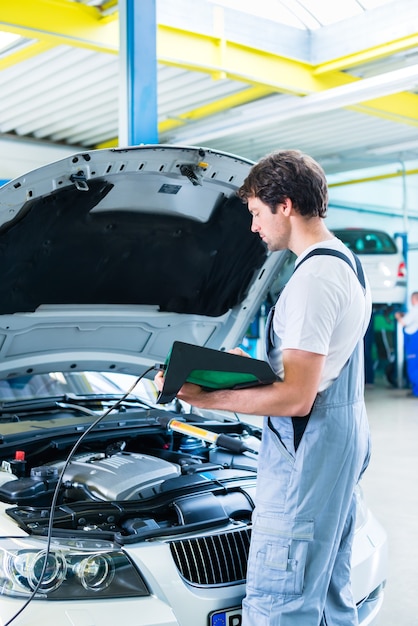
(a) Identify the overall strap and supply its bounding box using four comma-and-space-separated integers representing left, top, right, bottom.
288, 247, 366, 452
294, 248, 366, 289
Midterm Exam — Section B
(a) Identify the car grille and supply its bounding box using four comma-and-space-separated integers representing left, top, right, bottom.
169, 527, 251, 586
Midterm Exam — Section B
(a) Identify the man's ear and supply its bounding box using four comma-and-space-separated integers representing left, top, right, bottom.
281, 197, 293, 216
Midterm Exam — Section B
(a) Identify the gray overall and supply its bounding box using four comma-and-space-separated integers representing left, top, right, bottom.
242, 250, 371, 626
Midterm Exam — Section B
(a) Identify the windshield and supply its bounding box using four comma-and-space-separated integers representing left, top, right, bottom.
333, 229, 398, 254
0, 371, 147, 403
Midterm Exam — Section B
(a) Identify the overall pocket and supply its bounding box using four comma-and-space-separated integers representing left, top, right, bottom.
247, 513, 314, 597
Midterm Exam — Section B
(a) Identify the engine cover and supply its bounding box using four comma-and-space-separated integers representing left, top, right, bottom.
63, 451, 181, 500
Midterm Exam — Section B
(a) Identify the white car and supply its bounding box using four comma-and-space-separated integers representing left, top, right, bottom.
0, 146, 387, 625
332, 227, 407, 306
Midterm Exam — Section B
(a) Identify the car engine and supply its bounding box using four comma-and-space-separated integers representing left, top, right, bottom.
0, 408, 260, 545
60, 451, 182, 500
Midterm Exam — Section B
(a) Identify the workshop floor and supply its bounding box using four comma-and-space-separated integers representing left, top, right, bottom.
361, 377, 418, 625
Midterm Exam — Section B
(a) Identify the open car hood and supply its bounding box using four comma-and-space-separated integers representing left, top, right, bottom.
0, 145, 289, 380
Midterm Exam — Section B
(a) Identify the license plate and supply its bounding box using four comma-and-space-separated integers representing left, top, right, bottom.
209, 607, 242, 626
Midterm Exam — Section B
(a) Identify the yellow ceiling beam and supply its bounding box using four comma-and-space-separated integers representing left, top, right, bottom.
97, 137, 118, 149
158, 25, 332, 95
0, 40, 56, 70
3, 0, 418, 79
329, 168, 418, 187
159, 26, 418, 111
158, 85, 273, 134
0, 0, 119, 53
350, 91, 418, 127
314, 33, 418, 74
157, 27, 418, 125
2, 4, 412, 96
2, 2, 418, 131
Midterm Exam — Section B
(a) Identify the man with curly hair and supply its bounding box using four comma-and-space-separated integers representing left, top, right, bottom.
155, 149, 372, 625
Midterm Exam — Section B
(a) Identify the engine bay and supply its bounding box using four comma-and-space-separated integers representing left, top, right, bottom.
0, 407, 260, 544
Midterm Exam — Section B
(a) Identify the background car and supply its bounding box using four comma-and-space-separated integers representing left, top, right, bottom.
0, 146, 387, 626
332, 227, 407, 307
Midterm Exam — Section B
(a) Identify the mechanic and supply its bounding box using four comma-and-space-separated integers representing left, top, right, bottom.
395, 291, 418, 397
154, 149, 372, 626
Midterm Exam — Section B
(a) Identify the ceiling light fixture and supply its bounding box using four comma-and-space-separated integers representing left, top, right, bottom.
171, 63, 418, 144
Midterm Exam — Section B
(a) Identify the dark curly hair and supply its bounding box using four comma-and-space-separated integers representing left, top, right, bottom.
237, 149, 328, 218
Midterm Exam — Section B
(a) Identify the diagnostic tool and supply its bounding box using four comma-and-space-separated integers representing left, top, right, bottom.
156, 340, 278, 404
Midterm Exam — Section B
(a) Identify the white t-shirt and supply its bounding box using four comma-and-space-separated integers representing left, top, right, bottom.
270, 237, 372, 391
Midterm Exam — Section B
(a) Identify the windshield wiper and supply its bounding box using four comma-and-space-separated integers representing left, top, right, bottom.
0, 395, 68, 415
0, 393, 153, 416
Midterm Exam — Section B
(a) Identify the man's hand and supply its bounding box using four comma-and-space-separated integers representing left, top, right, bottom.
153, 345, 251, 403
228, 347, 251, 357
176, 381, 207, 404
153, 368, 206, 405
153, 369, 165, 392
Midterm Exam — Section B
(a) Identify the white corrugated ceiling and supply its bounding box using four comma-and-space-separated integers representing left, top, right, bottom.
0, 0, 418, 185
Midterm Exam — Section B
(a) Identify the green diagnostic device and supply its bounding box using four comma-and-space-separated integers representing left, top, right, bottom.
156, 341, 278, 404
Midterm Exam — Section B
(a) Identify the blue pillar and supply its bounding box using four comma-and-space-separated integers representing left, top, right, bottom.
119, 0, 158, 146
394, 231, 409, 387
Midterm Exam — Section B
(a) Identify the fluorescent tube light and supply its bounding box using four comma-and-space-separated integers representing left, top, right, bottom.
171, 63, 418, 144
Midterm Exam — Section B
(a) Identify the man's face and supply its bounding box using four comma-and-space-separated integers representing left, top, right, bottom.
247, 196, 289, 251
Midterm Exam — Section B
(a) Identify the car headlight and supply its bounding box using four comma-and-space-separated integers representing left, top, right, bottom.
0, 537, 149, 599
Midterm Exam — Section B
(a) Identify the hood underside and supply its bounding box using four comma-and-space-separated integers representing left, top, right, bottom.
0, 145, 288, 378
